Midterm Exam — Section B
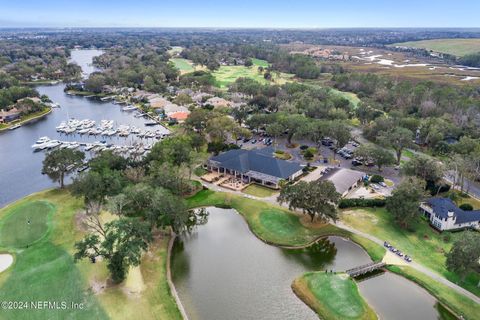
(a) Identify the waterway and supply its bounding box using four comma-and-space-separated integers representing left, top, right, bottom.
0, 49, 165, 207
172, 208, 454, 320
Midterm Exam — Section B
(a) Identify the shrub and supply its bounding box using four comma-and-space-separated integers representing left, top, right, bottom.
370, 174, 384, 183
299, 145, 309, 150
459, 203, 473, 211
338, 198, 386, 208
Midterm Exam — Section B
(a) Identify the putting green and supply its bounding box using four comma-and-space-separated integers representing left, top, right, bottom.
293, 272, 377, 320
0, 201, 55, 248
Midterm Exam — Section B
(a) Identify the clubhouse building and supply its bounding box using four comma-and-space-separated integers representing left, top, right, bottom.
205, 148, 303, 189
420, 198, 480, 231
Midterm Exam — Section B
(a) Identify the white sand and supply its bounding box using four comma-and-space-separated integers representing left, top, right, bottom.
0, 254, 13, 273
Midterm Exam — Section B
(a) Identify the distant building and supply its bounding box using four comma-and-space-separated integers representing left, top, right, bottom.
168, 111, 190, 123
205, 97, 233, 108
420, 198, 480, 231
206, 147, 303, 189
320, 168, 366, 197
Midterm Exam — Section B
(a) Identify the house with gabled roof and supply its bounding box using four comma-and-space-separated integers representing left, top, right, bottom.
206, 147, 303, 189
419, 198, 480, 231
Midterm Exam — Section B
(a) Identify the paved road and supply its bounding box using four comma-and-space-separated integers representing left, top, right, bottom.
196, 179, 480, 305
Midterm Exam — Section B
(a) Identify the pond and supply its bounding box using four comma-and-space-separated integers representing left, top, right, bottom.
172, 207, 454, 320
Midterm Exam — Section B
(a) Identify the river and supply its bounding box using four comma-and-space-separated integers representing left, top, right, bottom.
0, 49, 166, 207
172, 208, 453, 320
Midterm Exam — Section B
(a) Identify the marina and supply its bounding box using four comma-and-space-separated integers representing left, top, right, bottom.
0, 49, 169, 207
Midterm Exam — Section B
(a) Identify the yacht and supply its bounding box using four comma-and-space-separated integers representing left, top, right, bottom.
122, 105, 137, 111
45, 140, 61, 149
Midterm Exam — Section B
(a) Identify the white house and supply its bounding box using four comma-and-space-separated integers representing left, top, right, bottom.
419, 198, 480, 231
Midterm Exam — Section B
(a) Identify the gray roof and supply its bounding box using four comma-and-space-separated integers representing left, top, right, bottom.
320, 168, 365, 194
427, 198, 480, 224
209, 147, 302, 180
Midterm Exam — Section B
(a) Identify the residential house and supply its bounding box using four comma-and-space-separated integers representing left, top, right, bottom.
0, 108, 21, 123
205, 97, 233, 108
419, 198, 480, 231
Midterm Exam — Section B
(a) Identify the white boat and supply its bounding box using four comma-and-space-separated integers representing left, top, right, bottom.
122, 105, 137, 111
64, 127, 76, 134
105, 129, 117, 136
35, 136, 50, 144
51, 102, 61, 108
31, 141, 50, 151
66, 142, 80, 149
9, 124, 22, 130
78, 128, 90, 134
45, 140, 61, 149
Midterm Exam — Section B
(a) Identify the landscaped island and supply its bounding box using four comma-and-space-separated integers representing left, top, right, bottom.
292, 272, 377, 320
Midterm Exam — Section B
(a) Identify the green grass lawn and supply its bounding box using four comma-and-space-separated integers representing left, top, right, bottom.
242, 184, 278, 198
0, 189, 181, 320
251, 58, 270, 67
391, 39, 480, 57
170, 58, 195, 73
329, 88, 361, 108
340, 208, 480, 297
212, 65, 294, 88
0, 201, 54, 248
292, 272, 376, 320
388, 266, 480, 320
186, 189, 385, 260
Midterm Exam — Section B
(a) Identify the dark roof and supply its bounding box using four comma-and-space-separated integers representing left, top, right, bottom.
427, 198, 480, 224
209, 147, 302, 179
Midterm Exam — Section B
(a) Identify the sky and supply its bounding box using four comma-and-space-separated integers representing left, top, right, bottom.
0, 0, 479, 28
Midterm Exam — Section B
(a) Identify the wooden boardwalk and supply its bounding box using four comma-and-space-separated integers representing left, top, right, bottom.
346, 261, 386, 278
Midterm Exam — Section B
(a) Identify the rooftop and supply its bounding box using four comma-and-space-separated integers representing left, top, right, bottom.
426, 198, 480, 224
209, 147, 302, 181
320, 168, 365, 195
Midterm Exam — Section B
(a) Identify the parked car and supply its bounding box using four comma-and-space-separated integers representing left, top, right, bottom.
379, 181, 387, 187
251, 139, 257, 144
404, 256, 412, 262
371, 184, 380, 190
384, 241, 391, 248
396, 251, 404, 257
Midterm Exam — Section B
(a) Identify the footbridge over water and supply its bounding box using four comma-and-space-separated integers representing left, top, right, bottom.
346, 261, 386, 278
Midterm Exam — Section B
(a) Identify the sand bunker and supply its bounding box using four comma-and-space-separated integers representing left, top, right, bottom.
0, 254, 13, 273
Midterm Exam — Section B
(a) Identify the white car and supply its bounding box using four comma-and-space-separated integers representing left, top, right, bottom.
379, 182, 387, 187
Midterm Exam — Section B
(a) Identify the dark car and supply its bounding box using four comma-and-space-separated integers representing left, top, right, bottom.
251, 139, 257, 144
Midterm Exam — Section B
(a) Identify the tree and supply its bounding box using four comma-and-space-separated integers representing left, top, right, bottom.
278, 180, 340, 222
266, 123, 284, 146
355, 144, 395, 171
278, 113, 306, 146
386, 178, 425, 229
328, 121, 351, 159
378, 127, 414, 165
206, 115, 236, 144
231, 105, 250, 126
85, 72, 107, 93
74, 218, 152, 283
446, 231, 480, 280
402, 155, 444, 185
231, 126, 252, 144
42, 149, 85, 188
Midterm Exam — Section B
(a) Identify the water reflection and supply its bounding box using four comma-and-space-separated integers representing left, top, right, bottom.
281, 238, 337, 269
172, 208, 455, 320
